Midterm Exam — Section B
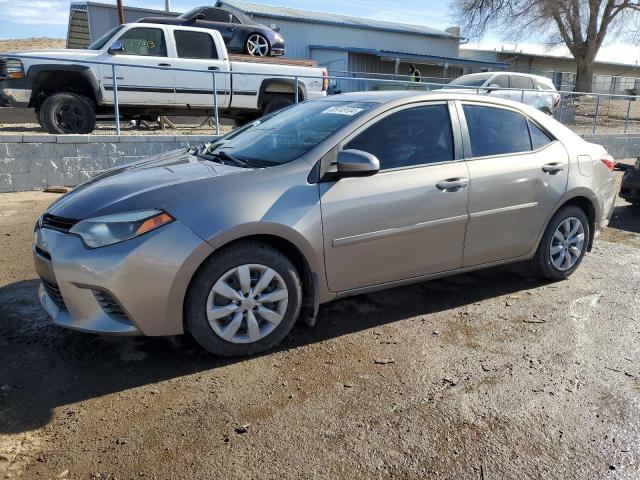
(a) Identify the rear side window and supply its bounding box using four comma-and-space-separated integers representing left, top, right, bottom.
174, 31, 218, 59
117, 28, 167, 57
463, 104, 531, 157
345, 104, 454, 169
511, 76, 534, 90
529, 120, 553, 150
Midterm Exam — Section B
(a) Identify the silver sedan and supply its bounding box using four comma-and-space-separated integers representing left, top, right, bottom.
33, 92, 617, 356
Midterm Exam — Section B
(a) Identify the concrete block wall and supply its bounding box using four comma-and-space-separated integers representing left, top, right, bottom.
0, 134, 218, 193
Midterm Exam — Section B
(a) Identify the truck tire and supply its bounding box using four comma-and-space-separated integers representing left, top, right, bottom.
40, 93, 96, 134
262, 95, 294, 115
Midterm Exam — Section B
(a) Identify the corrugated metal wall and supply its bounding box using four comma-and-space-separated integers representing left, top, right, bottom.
86, 4, 176, 42
249, 15, 459, 59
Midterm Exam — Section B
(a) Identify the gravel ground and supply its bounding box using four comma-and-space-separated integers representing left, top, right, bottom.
0, 170, 639, 479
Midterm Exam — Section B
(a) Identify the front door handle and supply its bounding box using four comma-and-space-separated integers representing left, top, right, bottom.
436, 177, 469, 191
158, 63, 171, 67
542, 163, 565, 174
208, 66, 219, 71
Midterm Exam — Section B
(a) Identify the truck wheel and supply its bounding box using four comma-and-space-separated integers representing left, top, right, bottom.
40, 93, 96, 134
263, 95, 294, 115
245, 33, 270, 56
185, 241, 302, 357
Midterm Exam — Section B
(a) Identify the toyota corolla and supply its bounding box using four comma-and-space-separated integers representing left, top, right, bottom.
33, 92, 617, 356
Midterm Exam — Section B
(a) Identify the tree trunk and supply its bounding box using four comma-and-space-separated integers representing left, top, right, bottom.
575, 58, 594, 93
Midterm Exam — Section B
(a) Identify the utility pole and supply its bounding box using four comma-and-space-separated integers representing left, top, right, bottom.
117, 0, 125, 24
165, 0, 171, 12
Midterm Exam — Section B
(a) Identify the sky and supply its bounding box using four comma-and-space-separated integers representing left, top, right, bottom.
0, 0, 638, 64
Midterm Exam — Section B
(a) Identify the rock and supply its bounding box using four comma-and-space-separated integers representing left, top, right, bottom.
374, 358, 395, 365
443, 377, 458, 386
56, 470, 69, 478
343, 383, 354, 388
234, 424, 250, 434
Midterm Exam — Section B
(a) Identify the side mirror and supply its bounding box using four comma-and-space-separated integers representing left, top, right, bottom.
336, 149, 380, 178
108, 40, 124, 55
486, 83, 501, 92
194, 13, 206, 20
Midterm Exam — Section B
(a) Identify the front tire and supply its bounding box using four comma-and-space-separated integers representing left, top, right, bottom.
185, 241, 302, 357
532, 205, 590, 280
40, 93, 96, 134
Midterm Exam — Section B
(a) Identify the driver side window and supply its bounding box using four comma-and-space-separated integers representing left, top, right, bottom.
204, 8, 233, 22
116, 28, 167, 57
344, 104, 454, 170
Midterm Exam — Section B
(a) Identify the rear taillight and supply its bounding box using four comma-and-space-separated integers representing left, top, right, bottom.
322, 69, 328, 91
600, 153, 615, 171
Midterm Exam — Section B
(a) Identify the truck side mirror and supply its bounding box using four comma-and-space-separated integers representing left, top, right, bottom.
108, 41, 125, 55
486, 83, 501, 92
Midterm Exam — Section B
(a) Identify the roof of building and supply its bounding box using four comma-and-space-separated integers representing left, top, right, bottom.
217, 0, 459, 39
461, 47, 640, 69
310, 45, 509, 70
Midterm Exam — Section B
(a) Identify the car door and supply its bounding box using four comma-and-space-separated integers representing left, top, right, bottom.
485, 74, 514, 101
98, 25, 175, 105
458, 102, 569, 267
319, 102, 470, 293
171, 29, 230, 108
198, 8, 237, 45
510, 75, 536, 107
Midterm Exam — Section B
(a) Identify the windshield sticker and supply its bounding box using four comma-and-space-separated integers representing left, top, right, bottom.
321, 106, 364, 116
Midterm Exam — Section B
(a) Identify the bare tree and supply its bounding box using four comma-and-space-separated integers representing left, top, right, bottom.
455, 0, 640, 92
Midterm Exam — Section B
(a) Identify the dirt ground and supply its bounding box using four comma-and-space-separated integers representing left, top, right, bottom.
0, 169, 639, 479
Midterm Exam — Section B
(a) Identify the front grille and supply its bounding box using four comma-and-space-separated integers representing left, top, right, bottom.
41, 213, 79, 233
92, 290, 131, 324
41, 278, 66, 309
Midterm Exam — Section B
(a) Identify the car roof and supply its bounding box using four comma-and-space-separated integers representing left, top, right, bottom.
317, 90, 533, 108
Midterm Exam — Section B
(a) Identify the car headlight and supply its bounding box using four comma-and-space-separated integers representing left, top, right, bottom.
69, 210, 174, 248
4, 58, 25, 79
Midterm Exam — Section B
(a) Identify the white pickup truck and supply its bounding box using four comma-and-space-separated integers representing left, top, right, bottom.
0, 23, 328, 134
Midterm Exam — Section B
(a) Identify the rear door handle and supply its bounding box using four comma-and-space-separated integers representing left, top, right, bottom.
542, 163, 565, 174
158, 63, 171, 67
208, 66, 219, 71
436, 177, 469, 191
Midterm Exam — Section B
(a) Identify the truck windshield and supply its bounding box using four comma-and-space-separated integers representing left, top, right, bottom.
88, 26, 124, 50
207, 101, 375, 166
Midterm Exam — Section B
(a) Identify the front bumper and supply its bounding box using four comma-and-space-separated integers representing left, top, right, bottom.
0, 78, 32, 107
620, 168, 640, 203
33, 220, 214, 336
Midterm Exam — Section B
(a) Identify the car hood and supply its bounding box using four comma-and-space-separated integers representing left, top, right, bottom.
9, 49, 100, 61
47, 148, 246, 220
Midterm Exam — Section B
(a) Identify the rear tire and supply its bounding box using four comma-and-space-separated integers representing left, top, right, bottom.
262, 95, 294, 115
185, 241, 302, 357
40, 92, 96, 134
532, 205, 590, 280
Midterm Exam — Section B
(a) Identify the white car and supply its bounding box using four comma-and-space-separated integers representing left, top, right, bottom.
443, 72, 561, 114
0, 23, 327, 133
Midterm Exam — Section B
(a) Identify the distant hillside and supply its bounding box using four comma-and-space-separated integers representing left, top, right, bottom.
0, 38, 66, 53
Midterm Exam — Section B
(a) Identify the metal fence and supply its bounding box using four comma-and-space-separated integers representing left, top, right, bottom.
4, 53, 640, 137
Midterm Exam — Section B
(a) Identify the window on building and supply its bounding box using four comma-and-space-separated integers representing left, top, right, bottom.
345, 104, 454, 169
462, 104, 532, 157
174, 31, 218, 59
117, 28, 167, 57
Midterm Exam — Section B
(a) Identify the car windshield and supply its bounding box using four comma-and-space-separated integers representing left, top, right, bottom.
206, 101, 375, 166
448, 75, 490, 87
88, 26, 124, 50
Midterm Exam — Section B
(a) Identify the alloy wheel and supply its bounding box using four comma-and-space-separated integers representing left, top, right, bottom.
550, 217, 585, 271
206, 264, 288, 344
246, 34, 269, 56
